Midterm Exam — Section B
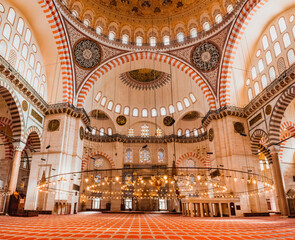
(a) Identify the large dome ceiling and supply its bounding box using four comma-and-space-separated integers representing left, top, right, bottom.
65, 0, 238, 45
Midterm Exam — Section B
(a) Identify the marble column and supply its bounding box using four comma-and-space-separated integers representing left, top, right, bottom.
219, 203, 223, 217
8, 142, 25, 193
270, 146, 289, 216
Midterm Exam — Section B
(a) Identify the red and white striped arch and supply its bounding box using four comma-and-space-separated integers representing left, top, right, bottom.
279, 121, 295, 162
219, 0, 269, 106
77, 52, 217, 110
82, 151, 116, 170
176, 152, 211, 168
38, 0, 73, 104
0, 117, 13, 159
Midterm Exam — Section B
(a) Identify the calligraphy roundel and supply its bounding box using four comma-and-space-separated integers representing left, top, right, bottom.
192, 42, 220, 71
74, 39, 101, 69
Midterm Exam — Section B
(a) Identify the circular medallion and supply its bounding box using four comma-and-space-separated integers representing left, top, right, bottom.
192, 42, 220, 71
116, 115, 127, 126
186, 158, 196, 168
22, 100, 28, 111
163, 116, 175, 126
47, 119, 60, 132
80, 126, 84, 140
233, 122, 245, 134
94, 157, 104, 168
265, 105, 272, 115
74, 39, 101, 69
208, 128, 214, 142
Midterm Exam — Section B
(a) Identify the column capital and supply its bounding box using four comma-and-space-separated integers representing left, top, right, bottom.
13, 141, 26, 152
269, 145, 280, 154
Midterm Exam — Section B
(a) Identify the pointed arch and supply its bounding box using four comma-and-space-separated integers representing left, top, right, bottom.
0, 117, 13, 159
37, 0, 73, 103
219, 0, 269, 106
0, 80, 24, 141
77, 52, 217, 110
82, 151, 115, 170
176, 152, 211, 167
279, 121, 295, 162
24, 126, 42, 152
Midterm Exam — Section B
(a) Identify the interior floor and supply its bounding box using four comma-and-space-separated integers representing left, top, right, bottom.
0, 213, 295, 240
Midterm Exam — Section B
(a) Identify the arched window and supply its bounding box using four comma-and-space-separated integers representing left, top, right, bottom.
95, 92, 102, 102
141, 124, 149, 137
0, 4, 4, 13
96, 26, 102, 35
124, 107, 130, 115
270, 26, 277, 42
17, 60, 25, 76
193, 129, 198, 137
261, 75, 268, 89
72, 10, 78, 17
293, 26, 295, 38
133, 108, 139, 117
17, 18, 24, 35
283, 33, 291, 48
246, 78, 250, 86
151, 108, 157, 117
107, 128, 112, 136
107, 101, 113, 110
26, 69, 32, 84
125, 148, 133, 163
185, 129, 190, 137
142, 109, 148, 117
109, 31, 115, 41
0, 41, 7, 57
189, 93, 196, 103
190, 28, 197, 38
215, 14, 222, 24
278, 17, 287, 33
25, 28, 31, 44
99, 128, 104, 136
248, 88, 253, 101
128, 128, 134, 137
287, 49, 295, 65
163, 35, 170, 45
269, 67, 276, 81
150, 37, 156, 47
227, 4, 233, 13
136, 36, 143, 46
177, 102, 183, 111
177, 129, 182, 136
122, 34, 129, 44
100, 97, 107, 106
3, 24, 11, 40
251, 67, 257, 79
254, 82, 260, 96
33, 77, 38, 90
8, 50, 17, 67
91, 128, 96, 135
160, 107, 166, 116
21, 44, 28, 59
169, 105, 175, 114
158, 149, 164, 162
7, 8, 16, 24
177, 32, 184, 43
12, 35, 20, 50
29, 54, 35, 68
83, 19, 90, 27
140, 147, 150, 163
262, 35, 268, 50
184, 98, 190, 107
258, 59, 264, 73
115, 104, 121, 113
265, 51, 272, 65
156, 128, 162, 137
203, 22, 210, 31
274, 42, 281, 56
39, 84, 45, 98
36, 62, 41, 75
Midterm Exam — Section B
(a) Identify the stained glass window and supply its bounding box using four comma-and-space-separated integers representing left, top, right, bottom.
125, 148, 133, 163
140, 148, 150, 163
141, 124, 149, 137
158, 149, 164, 162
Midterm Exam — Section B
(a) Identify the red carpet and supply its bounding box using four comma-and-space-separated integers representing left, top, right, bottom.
0, 212, 295, 239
